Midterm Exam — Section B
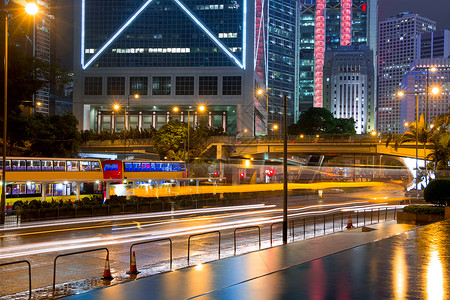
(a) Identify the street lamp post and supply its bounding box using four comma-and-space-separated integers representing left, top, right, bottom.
173, 105, 205, 177
1, 10, 8, 225
256, 88, 269, 135
124, 93, 139, 159
282, 95, 287, 244
1, 4, 40, 224
398, 87, 440, 201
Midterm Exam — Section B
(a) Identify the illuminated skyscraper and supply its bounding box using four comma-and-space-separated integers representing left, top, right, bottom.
378, 12, 436, 133
297, 0, 377, 119
323, 45, 375, 134
73, 0, 269, 136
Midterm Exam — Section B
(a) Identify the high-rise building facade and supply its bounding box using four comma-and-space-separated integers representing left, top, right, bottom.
34, 0, 54, 115
323, 45, 375, 134
297, 0, 377, 119
73, 0, 267, 136
400, 59, 450, 132
377, 12, 436, 133
264, 0, 297, 128
417, 30, 450, 59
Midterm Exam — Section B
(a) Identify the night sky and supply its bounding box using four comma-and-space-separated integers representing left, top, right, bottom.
55, 0, 450, 69
378, 0, 450, 29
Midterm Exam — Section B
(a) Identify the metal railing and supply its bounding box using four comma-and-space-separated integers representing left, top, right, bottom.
187, 231, 221, 265
0, 260, 32, 299
130, 238, 173, 272
270, 222, 283, 247
53, 248, 109, 295
234, 226, 261, 255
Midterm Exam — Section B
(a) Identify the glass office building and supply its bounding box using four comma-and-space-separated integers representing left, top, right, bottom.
297, 0, 377, 115
74, 0, 265, 136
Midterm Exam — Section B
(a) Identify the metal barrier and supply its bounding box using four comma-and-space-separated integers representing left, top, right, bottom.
234, 226, 261, 255
130, 238, 173, 272
0, 260, 32, 299
270, 222, 283, 247
53, 248, 109, 295
187, 231, 221, 265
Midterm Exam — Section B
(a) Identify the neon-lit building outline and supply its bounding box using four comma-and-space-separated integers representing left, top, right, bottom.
340, 0, 352, 46
313, 0, 325, 107
81, 0, 247, 70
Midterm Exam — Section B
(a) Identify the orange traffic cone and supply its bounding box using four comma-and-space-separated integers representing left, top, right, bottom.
102, 253, 113, 280
346, 215, 353, 229
127, 251, 140, 275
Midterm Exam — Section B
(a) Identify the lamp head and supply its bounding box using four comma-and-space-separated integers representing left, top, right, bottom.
25, 2, 38, 15
198, 105, 206, 112
172, 106, 179, 112
256, 89, 264, 96
397, 91, 405, 98
431, 87, 440, 95
133, 93, 140, 99
113, 104, 120, 111
430, 67, 437, 72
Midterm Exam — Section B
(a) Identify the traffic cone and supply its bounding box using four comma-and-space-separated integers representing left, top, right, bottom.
102, 253, 113, 280
346, 215, 353, 229
127, 251, 140, 275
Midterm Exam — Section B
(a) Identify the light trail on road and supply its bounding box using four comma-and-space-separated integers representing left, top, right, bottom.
0, 202, 401, 260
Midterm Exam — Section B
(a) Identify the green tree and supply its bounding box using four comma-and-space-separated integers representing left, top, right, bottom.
153, 119, 187, 160
288, 107, 355, 135
26, 113, 82, 157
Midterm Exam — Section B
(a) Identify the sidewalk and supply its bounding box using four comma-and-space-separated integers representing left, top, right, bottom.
65, 220, 439, 299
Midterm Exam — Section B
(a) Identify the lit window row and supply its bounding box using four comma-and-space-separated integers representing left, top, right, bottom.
218, 32, 238, 38
195, 4, 225, 10
111, 48, 192, 54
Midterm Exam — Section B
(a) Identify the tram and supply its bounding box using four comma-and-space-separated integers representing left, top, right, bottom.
0, 157, 187, 208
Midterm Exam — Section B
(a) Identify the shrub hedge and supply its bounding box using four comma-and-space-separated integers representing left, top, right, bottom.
402, 205, 445, 215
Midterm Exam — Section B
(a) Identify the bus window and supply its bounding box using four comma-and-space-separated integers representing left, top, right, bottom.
172, 163, 179, 171
132, 163, 142, 172
12, 160, 26, 171
124, 162, 133, 172
150, 163, 157, 171
80, 161, 91, 171
91, 161, 101, 171
41, 160, 53, 171
104, 163, 119, 171
54, 160, 66, 171
142, 162, 151, 171
67, 161, 80, 171
180, 163, 186, 171
26, 159, 41, 171
156, 163, 163, 171
0, 160, 11, 171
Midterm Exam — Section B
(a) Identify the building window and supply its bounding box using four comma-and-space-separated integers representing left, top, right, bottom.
199, 76, 218, 95
152, 77, 171, 95
130, 77, 148, 95
107, 77, 125, 95
84, 77, 102, 95
222, 76, 241, 95
176, 77, 194, 95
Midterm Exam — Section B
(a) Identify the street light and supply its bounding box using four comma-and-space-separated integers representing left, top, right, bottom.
398, 87, 440, 201
256, 88, 269, 135
425, 67, 437, 126
1, 4, 38, 224
173, 105, 206, 177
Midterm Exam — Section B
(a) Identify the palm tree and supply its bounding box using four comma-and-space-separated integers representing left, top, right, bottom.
427, 112, 450, 177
